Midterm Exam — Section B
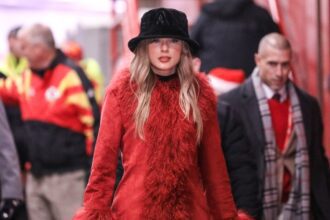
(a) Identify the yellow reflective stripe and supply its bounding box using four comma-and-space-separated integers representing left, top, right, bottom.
0, 70, 27, 96
58, 70, 82, 94
4, 78, 15, 89
65, 92, 91, 109
23, 70, 32, 97
80, 115, 94, 126
84, 129, 94, 139
0, 54, 28, 77
80, 59, 104, 104
13, 75, 23, 94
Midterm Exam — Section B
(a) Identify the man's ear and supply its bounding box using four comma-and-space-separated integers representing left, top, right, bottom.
254, 53, 260, 66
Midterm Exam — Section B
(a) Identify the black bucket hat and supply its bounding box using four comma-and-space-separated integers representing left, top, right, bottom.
128, 8, 199, 53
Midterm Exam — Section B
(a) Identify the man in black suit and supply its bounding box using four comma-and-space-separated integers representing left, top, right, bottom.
220, 33, 330, 220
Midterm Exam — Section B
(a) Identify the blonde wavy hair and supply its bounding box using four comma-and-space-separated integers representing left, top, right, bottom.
130, 39, 203, 143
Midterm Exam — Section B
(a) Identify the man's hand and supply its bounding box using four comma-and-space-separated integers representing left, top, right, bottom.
0, 199, 22, 220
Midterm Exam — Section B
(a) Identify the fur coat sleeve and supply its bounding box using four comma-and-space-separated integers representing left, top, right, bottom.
197, 75, 238, 220
73, 87, 123, 220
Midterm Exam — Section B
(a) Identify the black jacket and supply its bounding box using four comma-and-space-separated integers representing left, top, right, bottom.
191, 0, 279, 76
217, 101, 260, 218
220, 78, 330, 219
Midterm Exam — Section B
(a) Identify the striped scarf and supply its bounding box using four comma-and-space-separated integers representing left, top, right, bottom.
252, 69, 310, 220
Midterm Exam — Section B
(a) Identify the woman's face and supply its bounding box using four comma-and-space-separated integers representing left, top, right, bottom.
147, 38, 183, 76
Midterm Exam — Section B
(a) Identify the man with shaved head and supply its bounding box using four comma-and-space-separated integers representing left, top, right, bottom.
0, 24, 98, 220
220, 33, 330, 219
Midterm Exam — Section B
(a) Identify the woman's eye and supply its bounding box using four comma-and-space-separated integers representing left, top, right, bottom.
171, 39, 179, 43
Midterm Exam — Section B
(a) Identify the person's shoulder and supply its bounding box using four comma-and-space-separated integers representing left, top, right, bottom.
294, 84, 319, 105
217, 100, 233, 115
195, 72, 217, 98
218, 79, 254, 109
247, 1, 273, 15
196, 72, 211, 87
195, 73, 218, 115
106, 68, 131, 95
82, 58, 98, 65
82, 58, 102, 73
57, 54, 82, 76
220, 81, 246, 99
295, 86, 312, 98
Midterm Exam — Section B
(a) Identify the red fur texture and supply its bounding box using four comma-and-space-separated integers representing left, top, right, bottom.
74, 207, 113, 220
115, 71, 217, 219
237, 210, 254, 220
75, 70, 238, 219
142, 78, 196, 219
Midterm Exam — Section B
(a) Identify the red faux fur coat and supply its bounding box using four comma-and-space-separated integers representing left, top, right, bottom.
74, 70, 238, 220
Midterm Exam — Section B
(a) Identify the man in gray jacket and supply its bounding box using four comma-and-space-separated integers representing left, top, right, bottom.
0, 99, 23, 219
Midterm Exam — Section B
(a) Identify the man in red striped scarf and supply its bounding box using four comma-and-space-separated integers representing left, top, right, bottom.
220, 33, 330, 220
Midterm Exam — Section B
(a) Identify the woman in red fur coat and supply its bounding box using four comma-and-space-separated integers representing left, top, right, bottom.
74, 8, 250, 220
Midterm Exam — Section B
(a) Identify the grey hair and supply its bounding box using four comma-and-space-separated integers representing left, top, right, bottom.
19, 23, 55, 49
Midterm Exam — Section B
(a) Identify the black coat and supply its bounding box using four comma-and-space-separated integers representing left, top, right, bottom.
220, 78, 330, 219
217, 101, 261, 218
191, 0, 279, 76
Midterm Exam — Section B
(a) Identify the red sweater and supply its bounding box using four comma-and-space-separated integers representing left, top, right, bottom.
268, 98, 291, 203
